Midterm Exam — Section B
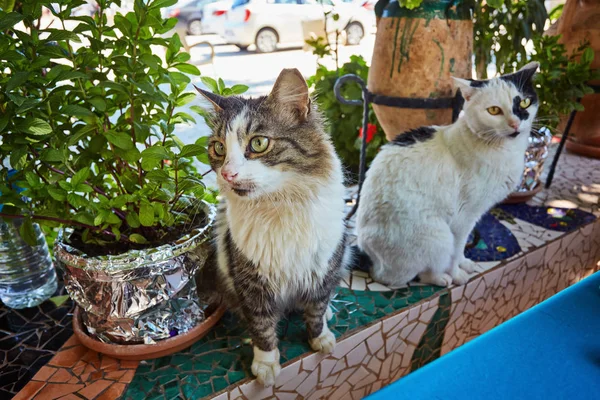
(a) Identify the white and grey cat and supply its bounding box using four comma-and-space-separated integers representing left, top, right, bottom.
196, 69, 348, 387
356, 62, 539, 288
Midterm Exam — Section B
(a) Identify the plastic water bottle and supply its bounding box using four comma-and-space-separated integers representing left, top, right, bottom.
0, 168, 57, 309
0, 218, 57, 309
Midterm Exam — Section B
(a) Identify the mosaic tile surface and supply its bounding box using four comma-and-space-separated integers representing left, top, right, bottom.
13, 147, 600, 400
0, 282, 74, 399
124, 286, 444, 400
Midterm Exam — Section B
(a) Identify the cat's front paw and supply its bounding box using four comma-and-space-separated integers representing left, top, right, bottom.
459, 258, 478, 274
309, 326, 336, 354
251, 348, 281, 387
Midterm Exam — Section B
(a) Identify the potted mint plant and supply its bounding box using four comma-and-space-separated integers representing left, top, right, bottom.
0, 0, 242, 357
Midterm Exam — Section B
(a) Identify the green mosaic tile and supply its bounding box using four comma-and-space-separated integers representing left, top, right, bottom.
124, 285, 444, 400
410, 291, 452, 371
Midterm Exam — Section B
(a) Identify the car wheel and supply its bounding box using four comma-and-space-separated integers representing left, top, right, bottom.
188, 20, 203, 36
345, 22, 364, 46
255, 28, 278, 53
235, 44, 249, 51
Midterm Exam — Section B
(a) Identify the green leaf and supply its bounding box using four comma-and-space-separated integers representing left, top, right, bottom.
19, 119, 52, 136
44, 29, 82, 43
0, 12, 23, 30
230, 84, 249, 95
47, 187, 67, 201
139, 203, 154, 227
74, 183, 93, 193
6, 71, 30, 92
145, 169, 170, 182
111, 195, 128, 208
197, 152, 210, 165
49, 295, 70, 307
149, 0, 178, 10
126, 212, 141, 228
61, 105, 95, 118
94, 212, 105, 226
10, 147, 27, 169
105, 131, 134, 150
58, 180, 72, 191
179, 144, 206, 158
218, 78, 225, 94
71, 167, 90, 186
0, 113, 9, 132
169, 71, 190, 86
100, 81, 129, 94
582, 47, 594, 65
140, 53, 159, 70
129, 233, 148, 244
173, 63, 200, 75
176, 92, 196, 106
88, 98, 106, 112
19, 218, 37, 246
200, 76, 219, 93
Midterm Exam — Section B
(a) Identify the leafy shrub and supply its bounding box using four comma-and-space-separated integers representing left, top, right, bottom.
0, 0, 245, 251
307, 55, 386, 178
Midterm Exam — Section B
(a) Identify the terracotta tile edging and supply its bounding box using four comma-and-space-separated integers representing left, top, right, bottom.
14, 335, 139, 400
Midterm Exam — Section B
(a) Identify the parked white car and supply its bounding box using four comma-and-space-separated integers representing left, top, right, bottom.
201, 0, 233, 36
223, 0, 375, 52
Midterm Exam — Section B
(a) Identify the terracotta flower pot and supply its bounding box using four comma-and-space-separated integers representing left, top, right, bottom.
368, 0, 472, 140
72, 304, 226, 360
547, 0, 600, 157
55, 201, 218, 345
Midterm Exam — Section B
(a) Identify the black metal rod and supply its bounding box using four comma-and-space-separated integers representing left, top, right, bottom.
334, 74, 370, 221
545, 99, 581, 189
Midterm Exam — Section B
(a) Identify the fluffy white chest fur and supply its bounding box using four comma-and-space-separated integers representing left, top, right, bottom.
224, 180, 345, 292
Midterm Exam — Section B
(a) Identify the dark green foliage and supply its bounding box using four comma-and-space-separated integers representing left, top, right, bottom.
307, 56, 386, 178
0, 0, 246, 248
473, 0, 548, 79
528, 36, 600, 130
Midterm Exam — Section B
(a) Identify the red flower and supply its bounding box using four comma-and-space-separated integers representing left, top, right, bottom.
358, 123, 377, 144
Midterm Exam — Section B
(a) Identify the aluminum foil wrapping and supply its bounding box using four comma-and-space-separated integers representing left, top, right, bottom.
517, 127, 553, 192
54, 201, 217, 344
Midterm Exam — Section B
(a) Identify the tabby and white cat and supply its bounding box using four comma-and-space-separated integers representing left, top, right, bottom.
356, 62, 539, 288
196, 69, 348, 387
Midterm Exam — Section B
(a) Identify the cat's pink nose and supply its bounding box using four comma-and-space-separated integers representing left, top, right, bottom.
509, 120, 519, 130
221, 168, 238, 183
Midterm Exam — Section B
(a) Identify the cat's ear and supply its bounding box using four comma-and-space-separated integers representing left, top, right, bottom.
194, 85, 226, 112
452, 77, 478, 101
268, 68, 310, 122
514, 61, 539, 82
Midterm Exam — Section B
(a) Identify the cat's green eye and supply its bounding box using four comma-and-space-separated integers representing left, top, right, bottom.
487, 106, 502, 115
213, 142, 225, 156
250, 136, 270, 153
520, 98, 531, 109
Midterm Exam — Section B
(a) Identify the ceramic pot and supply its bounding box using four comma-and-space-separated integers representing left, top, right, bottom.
547, 0, 600, 157
55, 201, 219, 349
368, 0, 472, 139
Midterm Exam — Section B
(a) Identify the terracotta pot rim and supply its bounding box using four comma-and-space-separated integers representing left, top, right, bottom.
566, 137, 600, 159
502, 181, 543, 204
72, 303, 227, 361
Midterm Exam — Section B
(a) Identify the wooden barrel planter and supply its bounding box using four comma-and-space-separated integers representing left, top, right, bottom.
369, 0, 472, 140
549, 0, 600, 158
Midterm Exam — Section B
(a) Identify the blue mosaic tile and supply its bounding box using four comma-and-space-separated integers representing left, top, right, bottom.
497, 204, 596, 232
466, 212, 521, 261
